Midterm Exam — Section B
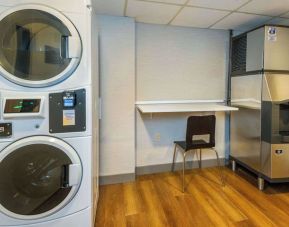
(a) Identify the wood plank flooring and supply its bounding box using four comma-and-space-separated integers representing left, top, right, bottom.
95, 167, 289, 227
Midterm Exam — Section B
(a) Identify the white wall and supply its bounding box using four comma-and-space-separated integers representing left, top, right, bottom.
136, 23, 229, 101
136, 23, 230, 167
97, 17, 230, 176
137, 112, 226, 166
98, 15, 135, 176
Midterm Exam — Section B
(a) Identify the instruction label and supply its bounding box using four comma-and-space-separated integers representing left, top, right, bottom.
63, 109, 75, 126
268, 27, 277, 41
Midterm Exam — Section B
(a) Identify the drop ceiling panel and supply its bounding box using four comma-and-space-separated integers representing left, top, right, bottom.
280, 11, 289, 18
268, 17, 289, 26
93, 0, 126, 16
212, 12, 271, 31
126, 0, 181, 24
0, 5, 8, 13
150, 0, 187, 4
188, 0, 249, 11
171, 7, 229, 28
233, 30, 244, 36
238, 0, 289, 16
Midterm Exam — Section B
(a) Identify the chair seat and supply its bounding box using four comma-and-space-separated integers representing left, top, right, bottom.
174, 140, 214, 151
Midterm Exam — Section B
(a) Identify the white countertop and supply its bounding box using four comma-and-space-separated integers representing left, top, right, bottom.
231, 99, 261, 110
136, 103, 238, 114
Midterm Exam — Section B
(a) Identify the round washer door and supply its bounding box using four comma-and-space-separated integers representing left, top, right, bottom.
0, 136, 82, 220
0, 5, 82, 88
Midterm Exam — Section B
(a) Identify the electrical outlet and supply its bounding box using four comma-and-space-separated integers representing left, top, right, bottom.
154, 133, 161, 142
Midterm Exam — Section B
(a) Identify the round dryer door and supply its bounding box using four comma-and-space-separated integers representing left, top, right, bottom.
0, 5, 82, 87
0, 136, 82, 220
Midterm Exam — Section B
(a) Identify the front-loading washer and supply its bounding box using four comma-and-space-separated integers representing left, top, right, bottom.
0, 87, 98, 227
0, 136, 94, 227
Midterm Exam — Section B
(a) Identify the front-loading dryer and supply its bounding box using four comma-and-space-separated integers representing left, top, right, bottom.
0, 1, 92, 91
0, 4, 82, 88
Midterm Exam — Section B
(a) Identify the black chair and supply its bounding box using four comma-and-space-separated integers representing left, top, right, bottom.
172, 115, 225, 192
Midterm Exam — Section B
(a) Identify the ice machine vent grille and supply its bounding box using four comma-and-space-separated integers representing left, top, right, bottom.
232, 35, 247, 75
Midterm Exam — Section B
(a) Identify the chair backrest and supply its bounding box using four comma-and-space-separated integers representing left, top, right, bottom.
186, 115, 216, 147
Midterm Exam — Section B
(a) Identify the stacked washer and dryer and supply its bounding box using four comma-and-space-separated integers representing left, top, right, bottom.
0, 0, 99, 226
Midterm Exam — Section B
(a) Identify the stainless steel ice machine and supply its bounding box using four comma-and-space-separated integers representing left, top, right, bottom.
230, 25, 289, 190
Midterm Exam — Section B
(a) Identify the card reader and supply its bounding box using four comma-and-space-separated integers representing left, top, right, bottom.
63, 91, 76, 108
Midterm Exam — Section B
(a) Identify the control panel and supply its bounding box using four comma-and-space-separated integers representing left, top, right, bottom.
49, 89, 86, 133
2, 97, 44, 119
4, 99, 41, 113
0, 95, 44, 138
0, 123, 12, 137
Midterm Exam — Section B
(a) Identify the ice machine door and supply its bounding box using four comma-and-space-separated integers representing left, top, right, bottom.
264, 26, 289, 71
263, 74, 289, 103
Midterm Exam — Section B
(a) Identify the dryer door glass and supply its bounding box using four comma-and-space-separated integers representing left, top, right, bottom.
0, 143, 75, 216
0, 8, 81, 87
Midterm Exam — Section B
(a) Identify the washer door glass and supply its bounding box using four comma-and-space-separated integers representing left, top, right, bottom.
0, 138, 82, 219
0, 8, 81, 87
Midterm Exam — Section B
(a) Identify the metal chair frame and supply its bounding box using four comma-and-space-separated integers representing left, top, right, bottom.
172, 143, 225, 192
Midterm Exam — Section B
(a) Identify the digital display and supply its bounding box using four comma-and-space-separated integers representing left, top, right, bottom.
4, 99, 41, 113
63, 92, 76, 108
63, 98, 74, 107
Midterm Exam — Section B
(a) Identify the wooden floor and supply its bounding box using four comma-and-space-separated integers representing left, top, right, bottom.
95, 167, 289, 227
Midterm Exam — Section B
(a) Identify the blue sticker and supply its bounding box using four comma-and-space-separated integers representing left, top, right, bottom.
268, 27, 277, 41
268, 27, 276, 35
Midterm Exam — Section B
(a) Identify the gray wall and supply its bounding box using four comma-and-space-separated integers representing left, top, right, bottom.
98, 15, 135, 177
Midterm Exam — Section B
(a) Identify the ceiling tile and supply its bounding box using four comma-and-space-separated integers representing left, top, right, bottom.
148, 0, 187, 4
277, 18, 289, 26
93, 0, 126, 16
267, 17, 289, 26
238, 0, 289, 16
212, 12, 271, 31
280, 11, 289, 18
171, 7, 229, 28
233, 30, 244, 36
126, 0, 181, 24
187, 0, 249, 11
266, 17, 284, 25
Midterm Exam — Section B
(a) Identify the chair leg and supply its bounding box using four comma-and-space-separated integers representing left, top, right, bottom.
182, 152, 187, 193
196, 149, 202, 169
212, 148, 225, 186
172, 144, 177, 172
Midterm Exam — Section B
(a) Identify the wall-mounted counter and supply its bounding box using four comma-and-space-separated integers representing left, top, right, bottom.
136, 100, 238, 114
230, 99, 261, 110
135, 100, 238, 172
